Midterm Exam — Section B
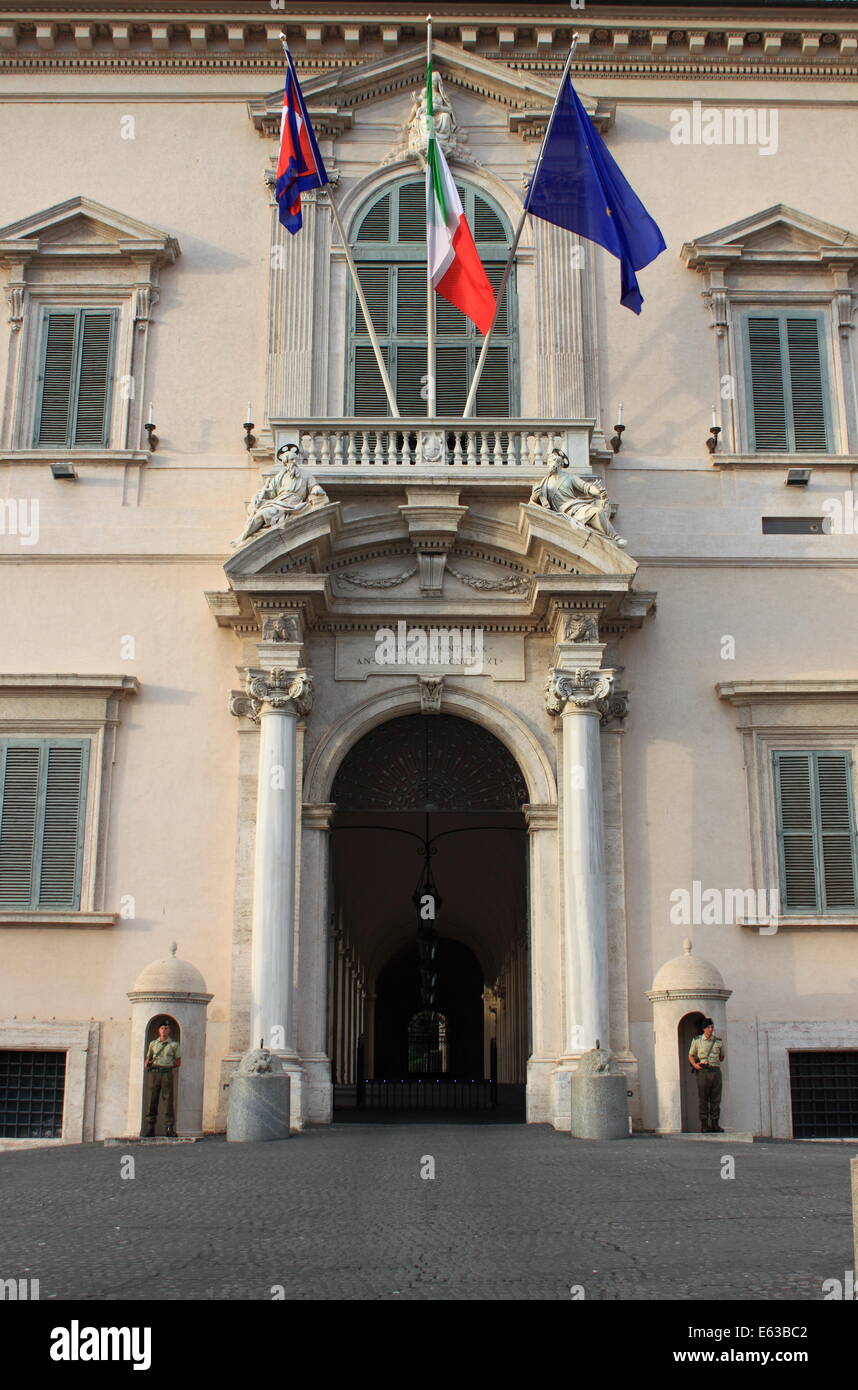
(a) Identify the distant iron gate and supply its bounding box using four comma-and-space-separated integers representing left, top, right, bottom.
356, 1080, 495, 1111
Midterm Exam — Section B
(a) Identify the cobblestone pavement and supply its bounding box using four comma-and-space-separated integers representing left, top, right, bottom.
0, 1129, 854, 1301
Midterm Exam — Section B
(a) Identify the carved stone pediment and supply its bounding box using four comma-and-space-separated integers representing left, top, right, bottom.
247, 39, 613, 143
0, 196, 180, 265
682, 204, 858, 275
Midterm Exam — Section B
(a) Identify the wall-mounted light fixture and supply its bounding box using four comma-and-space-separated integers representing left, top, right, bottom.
706, 407, 720, 454
50, 462, 77, 480
610, 402, 625, 453
244, 401, 256, 451
786, 468, 812, 486
145, 402, 159, 452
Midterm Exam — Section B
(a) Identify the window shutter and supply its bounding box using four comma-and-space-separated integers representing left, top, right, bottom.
34, 308, 115, 448
349, 177, 517, 417
396, 345, 429, 415
0, 741, 88, 911
73, 312, 114, 446
356, 191, 391, 243
355, 265, 389, 335
38, 744, 88, 908
476, 345, 511, 417
35, 312, 77, 446
748, 317, 788, 452
395, 266, 425, 334
353, 345, 391, 416
787, 318, 827, 452
774, 750, 857, 913
0, 745, 41, 906
816, 753, 858, 909
747, 314, 829, 454
397, 183, 425, 242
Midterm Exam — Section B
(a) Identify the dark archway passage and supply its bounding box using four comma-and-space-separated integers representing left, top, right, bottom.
329, 714, 528, 1119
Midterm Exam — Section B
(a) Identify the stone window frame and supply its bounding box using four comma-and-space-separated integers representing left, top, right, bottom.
0, 196, 179, 462
717, 680, 858, 929
0, 1021, 100, 1148
682, 205, 858, 461
757, 1020, 858, 1139
0, 675, 138, 929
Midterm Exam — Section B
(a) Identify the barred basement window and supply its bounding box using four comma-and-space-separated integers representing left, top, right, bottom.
0, 739, 90, 910
33, 307, 117, 447
348, 178, 517, 416
0, 1050, 66, 1138
789, 1051, 858, 1138
743, 311, 832, 453
773, 750, 858, 913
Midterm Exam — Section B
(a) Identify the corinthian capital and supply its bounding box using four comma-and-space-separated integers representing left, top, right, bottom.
246, 668, 314, 717
545, 667, 614, 716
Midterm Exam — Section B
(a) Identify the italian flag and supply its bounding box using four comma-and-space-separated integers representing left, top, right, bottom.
425, 62, 496, 335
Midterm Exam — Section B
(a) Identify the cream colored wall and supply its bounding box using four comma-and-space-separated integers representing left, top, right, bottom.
1, 32, 858, 1137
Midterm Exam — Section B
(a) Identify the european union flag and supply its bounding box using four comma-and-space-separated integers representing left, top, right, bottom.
527, 76, 665, 313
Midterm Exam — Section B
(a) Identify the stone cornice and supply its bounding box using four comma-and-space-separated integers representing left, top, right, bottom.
717, 679, 858, 705
0, 673, 139, 698
1, 10, 856, 80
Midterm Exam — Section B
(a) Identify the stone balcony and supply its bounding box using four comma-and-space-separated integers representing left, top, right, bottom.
269, 417, 599, 485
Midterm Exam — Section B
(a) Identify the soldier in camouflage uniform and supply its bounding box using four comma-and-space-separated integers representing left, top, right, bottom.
688, 1018, 725, 1132
142, 1021, 181, 1138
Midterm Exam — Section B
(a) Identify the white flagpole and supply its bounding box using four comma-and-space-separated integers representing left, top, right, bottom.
280, 36, 400, 417
461, 35, 578, 419
426, 15, 437, 418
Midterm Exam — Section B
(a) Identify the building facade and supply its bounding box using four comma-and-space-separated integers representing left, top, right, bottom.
1, 1, 858, 1145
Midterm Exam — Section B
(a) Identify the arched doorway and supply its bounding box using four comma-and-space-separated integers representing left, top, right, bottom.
139, 1013, 181, 1137
329, 713, 528, 1118
679, 1012, 707, 1133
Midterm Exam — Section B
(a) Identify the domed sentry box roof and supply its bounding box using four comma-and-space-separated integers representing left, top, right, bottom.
128, 943, 211, 1001
647, 939, 730, 1002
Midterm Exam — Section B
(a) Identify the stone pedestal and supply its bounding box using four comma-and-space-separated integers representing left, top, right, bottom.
227, 1073, 292, 1142
569, 1073, 629, 1140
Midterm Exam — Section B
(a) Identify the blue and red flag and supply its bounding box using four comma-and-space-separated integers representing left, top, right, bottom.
275, 47, 328, 235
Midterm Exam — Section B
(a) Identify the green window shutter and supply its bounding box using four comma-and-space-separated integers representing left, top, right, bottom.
349, 177, 517, 418
35, 312, 78, 446
0, 745, 41, 906
787, 317, 827, 451
745, 313, 830, 454
356, 191, 391, 243
816, 753, 858, 909
34, 308, 116, 448
774, 751, 858, 913
0, 740, 89, 910
74, 311, 115, 445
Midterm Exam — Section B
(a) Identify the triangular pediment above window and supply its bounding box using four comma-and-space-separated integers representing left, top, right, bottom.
248, 38, 613, 141
0, 196, 180, 266
682, 204, 858, 273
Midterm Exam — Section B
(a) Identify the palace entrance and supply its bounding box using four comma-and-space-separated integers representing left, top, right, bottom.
329, 714, 528, 1119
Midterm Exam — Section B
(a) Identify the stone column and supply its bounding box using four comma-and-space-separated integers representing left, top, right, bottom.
547, 667, 615, 1060
524, 803, 560, 1124
231, 668, 312, 1120
298, 802, 334, 1122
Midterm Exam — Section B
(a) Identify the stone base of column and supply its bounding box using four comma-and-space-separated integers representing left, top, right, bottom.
525, 1057, 556, 1125
301, 1056, 333, 1125
275, 1056, 306, 1131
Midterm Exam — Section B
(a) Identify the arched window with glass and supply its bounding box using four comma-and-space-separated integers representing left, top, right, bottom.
348, 177, 517, 417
